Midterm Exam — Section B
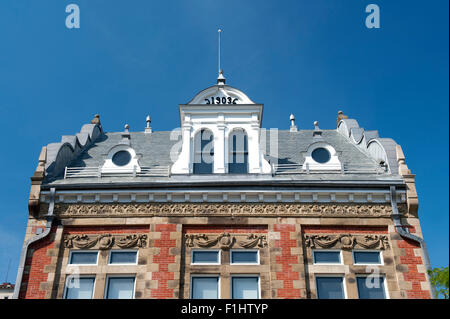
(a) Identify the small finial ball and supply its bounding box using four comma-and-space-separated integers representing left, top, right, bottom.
290, 114, 295, 121
314, 121, 319, 126
338, 110, 343, 115
95, 114, 100, 118
125, 124, 129, 130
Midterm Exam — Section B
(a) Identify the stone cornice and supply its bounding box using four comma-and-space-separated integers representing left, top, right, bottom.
45, 202, 408, 218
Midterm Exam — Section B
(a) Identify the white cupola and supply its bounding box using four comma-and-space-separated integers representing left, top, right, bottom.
171, 75, 271, 175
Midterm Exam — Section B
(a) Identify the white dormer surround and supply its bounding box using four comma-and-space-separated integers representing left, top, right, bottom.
171, 84, 272, 174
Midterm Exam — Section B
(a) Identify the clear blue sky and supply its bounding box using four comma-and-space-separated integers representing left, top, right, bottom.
0, 0, 448, 283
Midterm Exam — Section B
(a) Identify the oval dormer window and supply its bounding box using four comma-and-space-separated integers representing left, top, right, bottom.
311, 147, 331, 164
112, 150, 132, 166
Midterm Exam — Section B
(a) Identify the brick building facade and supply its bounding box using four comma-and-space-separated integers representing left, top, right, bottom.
14, 73, 433, 299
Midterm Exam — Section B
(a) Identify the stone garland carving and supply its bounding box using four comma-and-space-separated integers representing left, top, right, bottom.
50, 203, 405, 218
64, 233, 147, 249
185, 232, 267, 249
304, 234, 390, 250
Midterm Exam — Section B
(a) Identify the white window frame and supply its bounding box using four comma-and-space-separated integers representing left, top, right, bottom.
312, 249, 343, 265
68, 250, 99, 265
104, 275, 136, 299
63, 275, 96, 299
190, 249, 221, 265
355, 274, 390, 299
230, 274, 260, 299
230, 249, 260, 265
352, 250, 384, 265
108, 250, 139, 265
315, 274, 347, 299
190, 274, 221, 299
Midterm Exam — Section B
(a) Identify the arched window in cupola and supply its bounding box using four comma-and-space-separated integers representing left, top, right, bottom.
228, 128, 248, 174
193, 129, 214, 174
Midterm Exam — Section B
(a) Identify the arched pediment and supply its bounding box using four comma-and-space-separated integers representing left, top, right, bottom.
187, 85, 256, 105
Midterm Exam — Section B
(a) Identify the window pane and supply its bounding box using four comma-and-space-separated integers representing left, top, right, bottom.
191, 277, 219, 299
192, 251, 219, 264
313, 251, 341, 264
69, 251, 98, 264
109, 251, 137, 264
112, 151, 131, 166
106, 277, 135, 299
228, 131, 248, 174
65, 277, 95, 299
232, 277, 259, 299
311, 148, 331, 164
231, 251, 258, 264
357, 277, 386, 299
316, 277, 345, 299
353, 251, 381, 264
194, 130, 214, 174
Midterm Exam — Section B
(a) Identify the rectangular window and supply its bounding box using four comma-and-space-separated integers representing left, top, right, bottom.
353, 251, 382, 265
109, 251, 138, 264
191, 276, 219, 299
313, 250, 342, 264
357, 276, 387, 299
231, 277, 260, 299
191, 250, 220, 264
69, 251, 98, 265
105, 277, 135, 299
316, 276, 345, 299
230, 250, 259, 264
64, 277, 95, 299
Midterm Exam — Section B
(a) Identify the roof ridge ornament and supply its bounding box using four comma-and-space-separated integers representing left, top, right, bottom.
313, 121, 323, 138
217, 29, 226, 85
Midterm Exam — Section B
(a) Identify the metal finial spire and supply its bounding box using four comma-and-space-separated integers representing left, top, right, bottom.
217, 29, 226, 85
218, 29, 221, 74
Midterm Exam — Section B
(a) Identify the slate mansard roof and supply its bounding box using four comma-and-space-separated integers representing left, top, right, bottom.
40, 117, 405, 188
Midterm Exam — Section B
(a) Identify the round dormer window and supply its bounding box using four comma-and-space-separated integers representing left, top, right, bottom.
112, 150, 131, 166
311, 147, 331, 164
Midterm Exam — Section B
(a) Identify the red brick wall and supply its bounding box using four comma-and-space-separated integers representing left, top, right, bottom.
273, 224, 302, 299
63, 225, 149, 234
20, 226, 57, 299
396, 227, 431, 299
184, 225, 267, 233
302, 225, 388, 234
150, 224, 178, 299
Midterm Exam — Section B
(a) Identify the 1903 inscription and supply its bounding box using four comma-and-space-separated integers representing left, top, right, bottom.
204, 96, 238, 104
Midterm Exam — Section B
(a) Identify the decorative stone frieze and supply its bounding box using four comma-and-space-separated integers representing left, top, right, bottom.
49, 203, 404, 218
304, 234, 390, 250
185, 232, 267, 249
64, 233, 147, 249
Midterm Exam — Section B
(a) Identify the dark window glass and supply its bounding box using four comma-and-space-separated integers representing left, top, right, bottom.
69, 251, 98, 264
112, 151, 131, 166
311, 148, 331, 164
192, 251, 219, 264
193, 130, 214, 174
231, 251, 258, 264
357, 277, 386, 299
109, 251, 137, 264
353, 251, 381, 264
228, 130, 248, 174
313, 251, 341, 264
316, 277, 345, 299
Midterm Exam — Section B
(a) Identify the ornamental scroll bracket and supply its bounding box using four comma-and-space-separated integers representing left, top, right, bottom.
64, 234, 147, 249
185, 232, 267, 250
304, 234, 390, 250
